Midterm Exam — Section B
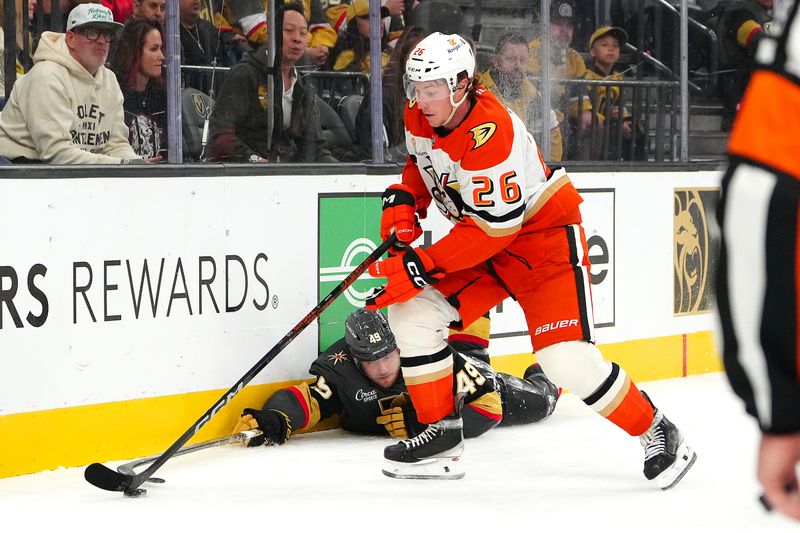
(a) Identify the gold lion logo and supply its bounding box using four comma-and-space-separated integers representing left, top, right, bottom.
468, 123, 497, 150
674, 189, 715, 314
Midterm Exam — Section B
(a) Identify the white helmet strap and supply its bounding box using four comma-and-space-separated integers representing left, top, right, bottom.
443, 82, 469, 126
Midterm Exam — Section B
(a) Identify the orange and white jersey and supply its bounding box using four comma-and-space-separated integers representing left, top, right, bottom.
400, 87, 583, 273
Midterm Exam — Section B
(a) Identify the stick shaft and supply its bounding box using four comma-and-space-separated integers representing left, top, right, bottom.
125, 235, 395, 491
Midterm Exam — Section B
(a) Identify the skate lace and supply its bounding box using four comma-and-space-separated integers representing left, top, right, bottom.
404, 423, 441, 449
640, 423, 666, 461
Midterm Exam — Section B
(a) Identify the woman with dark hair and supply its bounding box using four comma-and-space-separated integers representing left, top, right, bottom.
353, 25, 427, 161
110, 18, 167, 159
327, 0, 391, 73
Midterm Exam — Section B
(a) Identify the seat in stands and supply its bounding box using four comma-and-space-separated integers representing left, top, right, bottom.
337, 94, 364, 142
182, 88, 214, 161
316, 96, 357, 160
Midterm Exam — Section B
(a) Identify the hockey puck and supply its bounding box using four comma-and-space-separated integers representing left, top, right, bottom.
146, 477, 166, 484
123, 487, 147, 498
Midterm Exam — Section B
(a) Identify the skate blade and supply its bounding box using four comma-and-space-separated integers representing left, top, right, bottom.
655, 440, 697, 490
382, 456, 464, 480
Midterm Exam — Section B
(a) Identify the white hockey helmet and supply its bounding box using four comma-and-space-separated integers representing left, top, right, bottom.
404, 32, 475, 99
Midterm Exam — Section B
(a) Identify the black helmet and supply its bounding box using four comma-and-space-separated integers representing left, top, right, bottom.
344, 308, 397, 363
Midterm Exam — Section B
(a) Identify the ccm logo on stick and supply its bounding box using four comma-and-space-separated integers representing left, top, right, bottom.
535, 319, 578, 335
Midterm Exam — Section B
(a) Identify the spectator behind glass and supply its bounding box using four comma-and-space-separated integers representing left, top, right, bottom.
72, 0, 134, 24
195, 0, 252, 63
481, 32, 563, 161
353, 25, 427, 161
38, 0, 70, 32
528, 0, 592, 160
302, 0, 337, 66
130, 0, 165, 24
0, 0, 37, 97
583, 26, 646, 161
179, 0, 236, 94
208, 3, 337, 163
0, 3, 151, 163
323, 0, 406, 49
100, 0, 133, 22
107, 0, 163, 71
708, 0, 773, 130
222, 0, 337, 66
110, 18, 167, 159
328, 0, 391, 73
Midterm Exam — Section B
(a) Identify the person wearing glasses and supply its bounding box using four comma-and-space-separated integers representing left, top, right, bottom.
0, 4, 152, 164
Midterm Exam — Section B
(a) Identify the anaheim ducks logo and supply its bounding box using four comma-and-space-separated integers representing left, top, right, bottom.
469, 122, 497, 150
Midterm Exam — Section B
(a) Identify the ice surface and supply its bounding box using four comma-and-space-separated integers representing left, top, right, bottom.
1, 373, 797, 532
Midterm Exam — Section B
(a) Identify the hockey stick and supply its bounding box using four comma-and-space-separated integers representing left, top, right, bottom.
85, 234, 397, 496
116, 429, 263, 479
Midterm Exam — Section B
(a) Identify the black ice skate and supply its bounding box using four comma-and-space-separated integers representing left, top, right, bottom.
382, 397, 465, 480
639, 391, 697, 490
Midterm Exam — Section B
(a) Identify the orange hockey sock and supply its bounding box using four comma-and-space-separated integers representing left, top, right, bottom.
401, 347, 455, 423
582, 362, 654, 436
605, 381, 655, 436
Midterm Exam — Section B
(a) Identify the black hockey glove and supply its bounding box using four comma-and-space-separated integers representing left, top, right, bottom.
236, 408, 292, 446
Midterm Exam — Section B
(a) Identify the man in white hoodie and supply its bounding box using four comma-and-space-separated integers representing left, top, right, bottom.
0, 4, 148, 164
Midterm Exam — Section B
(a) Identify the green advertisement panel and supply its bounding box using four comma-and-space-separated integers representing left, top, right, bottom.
318, 193, 384, 352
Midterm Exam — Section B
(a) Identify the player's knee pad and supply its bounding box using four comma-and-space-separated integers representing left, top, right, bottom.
536, 340, 618, 400
388, 287, 460, 358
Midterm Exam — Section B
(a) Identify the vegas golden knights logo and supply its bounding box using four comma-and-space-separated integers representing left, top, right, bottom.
469, 123, 497, 150
191, 93, 208, 117
673, 188, 719, 315
258, 85, 269, 110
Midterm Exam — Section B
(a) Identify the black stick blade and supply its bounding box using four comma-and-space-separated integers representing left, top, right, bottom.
84, 463, 133, 492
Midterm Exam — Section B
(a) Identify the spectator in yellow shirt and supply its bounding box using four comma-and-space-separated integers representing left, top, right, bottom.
583, 25, 646, 160
328, 0, 390, 73
528, 0, 592, 159
481, 32, 563, 161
